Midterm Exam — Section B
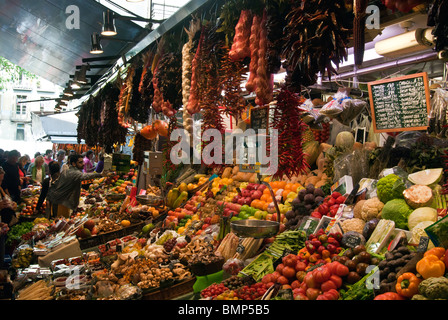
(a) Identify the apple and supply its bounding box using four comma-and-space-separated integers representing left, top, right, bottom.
251, 190, 262, 200
244, 197, 252, 205
238, 198, 245, 205
242, 189, 251, 197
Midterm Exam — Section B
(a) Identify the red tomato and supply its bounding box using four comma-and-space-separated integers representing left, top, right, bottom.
313, 266, 331, 283
282, 266, 296, 279
276, 276, 289, 285
291, 280, 301, 289
320, 279, 338, 292
276, 263, 285, 274
304, 272, 318, 289
329, 274, 343, 289
282, 254, 298, 268
295, 261, 307, 272
306, 287, 321, 300
261, 274, 272, 284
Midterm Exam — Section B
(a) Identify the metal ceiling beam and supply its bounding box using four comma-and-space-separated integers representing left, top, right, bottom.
78, 0, 210, 102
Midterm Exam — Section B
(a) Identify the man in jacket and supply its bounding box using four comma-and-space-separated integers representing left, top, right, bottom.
48, 154, 108, 218
1, 150, 21, 203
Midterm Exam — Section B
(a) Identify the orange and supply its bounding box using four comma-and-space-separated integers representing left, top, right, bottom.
284, 183, 293, 190
263, 188, 271, 195
262, 202, 269, 211
261, 194, 270, 202
282, 189, 291, 200
121, 220, 131, 227
251, 199, 260, 209
278, 181, 287, 189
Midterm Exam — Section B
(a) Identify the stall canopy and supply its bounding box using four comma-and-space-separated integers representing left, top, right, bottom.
0, 0, 145, 87
31, 111, 84, 144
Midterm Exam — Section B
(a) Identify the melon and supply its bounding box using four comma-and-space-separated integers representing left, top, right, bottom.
408, 168, 443, 187
303, 141, 320, 166
335, 131, 355, 149
403, 185, 434, 209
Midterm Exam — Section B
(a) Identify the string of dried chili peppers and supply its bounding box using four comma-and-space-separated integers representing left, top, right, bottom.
269, 88, 309, 179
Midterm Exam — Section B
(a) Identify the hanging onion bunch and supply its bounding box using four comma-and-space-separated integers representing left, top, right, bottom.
269, 89, 309, 179
117, 69, 133, 128
282, 0, 351, 91
427, 0, 448, 52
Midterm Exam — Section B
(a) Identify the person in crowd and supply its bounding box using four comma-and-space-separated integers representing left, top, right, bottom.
95, 153, 105, 173
31, 151, 41, 164
43, 149, 53, 166
83, 150, 95, 173
22, 154, 31, 172
17, 156, 30, 188
47, 154, 108, 218
56, 150, 66, 172
1, 150, 21, 204
61, 150, 75, 173
28, 155, 46, 185
0, 166, 18, 226
36, 161, 60, 219
0, 151, 8, 167
0, 149, 4, 167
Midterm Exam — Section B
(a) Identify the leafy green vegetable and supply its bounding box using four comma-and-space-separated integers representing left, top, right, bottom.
6, 222, 33, 246
376, 174, 406, 203
339, 267, 377, 300
381, 199, 413, 230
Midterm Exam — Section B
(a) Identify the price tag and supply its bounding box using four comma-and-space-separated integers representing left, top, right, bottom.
417, 236, 430, 252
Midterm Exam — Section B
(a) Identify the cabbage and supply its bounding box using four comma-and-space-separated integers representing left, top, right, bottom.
407, 207, 438, 231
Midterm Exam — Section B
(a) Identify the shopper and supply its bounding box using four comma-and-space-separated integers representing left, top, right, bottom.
17, 156, 30, 188
56, 149, 66, 172
28, 155, 46, 185
1, 150, 21, 203
95, 153, 105, 173
36, 161, 60, 218
83, 150, 95, 173
47, 154, 108, 218
43, 149, 53, 166
0, 167, 18, 226
31, 151, 41, 164
22, 154, 31, 172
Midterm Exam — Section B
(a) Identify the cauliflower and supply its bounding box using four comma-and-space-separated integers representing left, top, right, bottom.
353, 200, 366, 220
360, 197, 384, 221
381, 198, 413, 230
341, 218, 365, 234
418, 277, 448, 300
376, 174, 406, 203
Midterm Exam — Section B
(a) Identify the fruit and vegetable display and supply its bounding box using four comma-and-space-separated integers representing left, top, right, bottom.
6, 0, 448, 303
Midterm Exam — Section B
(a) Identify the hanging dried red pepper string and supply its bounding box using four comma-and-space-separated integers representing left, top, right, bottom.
269, 88, 309, 179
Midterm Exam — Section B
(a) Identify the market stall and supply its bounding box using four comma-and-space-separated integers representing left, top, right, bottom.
3, 0, 448, 302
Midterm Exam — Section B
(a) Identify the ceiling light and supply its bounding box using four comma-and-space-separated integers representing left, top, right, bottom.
60, 96, 69, 104
63, 86, 74, 97
90, 32, 103, 54
77, 64, 90, 85
101, 10, 117, 36
71, 74, 81, 90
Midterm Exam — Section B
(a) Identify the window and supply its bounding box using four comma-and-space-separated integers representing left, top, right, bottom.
40, 96, 51, 112
16, 95, 27, 115
16, 123, 25, 141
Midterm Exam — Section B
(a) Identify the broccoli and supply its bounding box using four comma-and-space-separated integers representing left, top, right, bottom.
418, 277, 448, 300
381, 199, 413, 230
376, 174, 406, 203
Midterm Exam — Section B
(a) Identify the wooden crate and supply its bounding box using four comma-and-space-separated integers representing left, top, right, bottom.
142, 277, 196, 300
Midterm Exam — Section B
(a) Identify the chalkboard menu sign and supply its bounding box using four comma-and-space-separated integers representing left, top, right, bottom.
250, 106, 269, 131
367, 72, 431, 133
